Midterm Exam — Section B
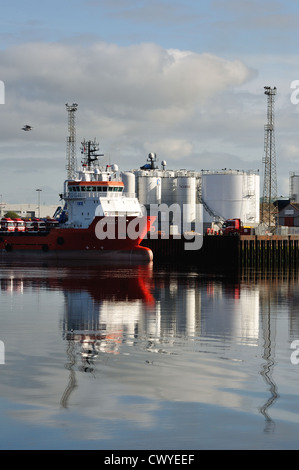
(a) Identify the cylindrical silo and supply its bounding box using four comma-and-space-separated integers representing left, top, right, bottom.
137, 173, 162, 205
160, 171, 176, 206
176, 175, 196, 227
290, 173, 299, 202
121, 172, 136, 198
201, 170, 260, 225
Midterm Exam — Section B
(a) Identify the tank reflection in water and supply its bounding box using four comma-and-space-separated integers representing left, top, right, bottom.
0, 261, 299, 449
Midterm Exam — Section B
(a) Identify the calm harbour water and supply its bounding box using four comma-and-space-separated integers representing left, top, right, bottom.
0, 258, 299, 450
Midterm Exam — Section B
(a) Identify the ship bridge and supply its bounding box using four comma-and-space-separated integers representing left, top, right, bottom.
65, 181, 124, 199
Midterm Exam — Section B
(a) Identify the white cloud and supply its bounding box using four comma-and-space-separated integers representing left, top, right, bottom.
0, 41, 253, 109
2, 38, 297, 203
0, 40, 256, 203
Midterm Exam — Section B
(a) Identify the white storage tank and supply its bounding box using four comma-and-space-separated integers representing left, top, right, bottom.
201, 170, 260, 225
137, 173, 162, 205
161, 171, 176, 206
121, 171, 136, 198
176, 174, 196, 226
290, 173, 299, 202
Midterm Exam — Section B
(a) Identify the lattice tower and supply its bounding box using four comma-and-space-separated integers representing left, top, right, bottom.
66, 103, 78, 180
261, 87, 277, 226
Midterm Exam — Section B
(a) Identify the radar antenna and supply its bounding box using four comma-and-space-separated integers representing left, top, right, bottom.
80, 139, 104, 169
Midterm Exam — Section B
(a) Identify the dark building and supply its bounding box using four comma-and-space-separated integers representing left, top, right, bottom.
277, 202, 299, 227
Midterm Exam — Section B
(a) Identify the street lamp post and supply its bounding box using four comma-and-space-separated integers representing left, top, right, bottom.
0, 195, 5, 218
36, 189, 42, 218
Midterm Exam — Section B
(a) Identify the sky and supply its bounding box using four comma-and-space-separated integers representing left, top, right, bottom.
1, 0, 299, 205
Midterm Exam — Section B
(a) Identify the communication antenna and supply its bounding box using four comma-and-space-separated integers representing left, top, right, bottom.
81, 138, 104, 168
65, 103, 78, 179
261, 86, 277, 226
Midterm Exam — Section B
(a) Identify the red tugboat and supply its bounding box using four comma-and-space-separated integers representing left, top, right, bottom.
0, 139, 155, 262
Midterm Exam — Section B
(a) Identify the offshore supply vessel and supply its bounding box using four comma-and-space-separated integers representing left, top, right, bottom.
0, 139, 155, 261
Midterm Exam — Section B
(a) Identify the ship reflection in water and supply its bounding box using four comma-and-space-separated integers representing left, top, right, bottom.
59, 263, 276, 431
61, 263, 156, 406
1, 261, 299, 449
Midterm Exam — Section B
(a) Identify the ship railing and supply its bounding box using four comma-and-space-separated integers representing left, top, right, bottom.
123, 192, 137, 198
64, 191, 122, 199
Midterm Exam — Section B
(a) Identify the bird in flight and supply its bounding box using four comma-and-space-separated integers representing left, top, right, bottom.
22, 125, 33, 131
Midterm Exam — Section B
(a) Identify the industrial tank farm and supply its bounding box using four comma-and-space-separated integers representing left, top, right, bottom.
123, 154, 261, 232
128, 164, 200, 231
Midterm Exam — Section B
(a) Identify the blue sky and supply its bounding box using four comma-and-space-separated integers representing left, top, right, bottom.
3, 1, 298, 55
1, 0, 299, 205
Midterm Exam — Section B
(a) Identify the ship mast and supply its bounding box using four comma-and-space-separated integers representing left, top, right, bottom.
80, 139, 104, 169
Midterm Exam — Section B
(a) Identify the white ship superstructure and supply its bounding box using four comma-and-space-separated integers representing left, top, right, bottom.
62, 139, 145, 229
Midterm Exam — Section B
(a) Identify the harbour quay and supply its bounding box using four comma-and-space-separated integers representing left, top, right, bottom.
238, 234, 299, 270
142, 234, 299, 270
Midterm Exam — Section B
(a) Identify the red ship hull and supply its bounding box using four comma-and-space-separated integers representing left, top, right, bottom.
0, 215, 155, 262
